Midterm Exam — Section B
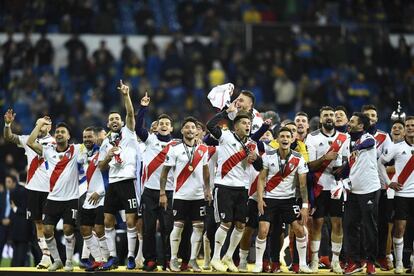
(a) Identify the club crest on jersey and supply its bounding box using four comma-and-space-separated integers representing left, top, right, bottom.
65, 151, 72, 159
336, 140, 343, 146
289, 163, 295, 170
197, 149, 204, 156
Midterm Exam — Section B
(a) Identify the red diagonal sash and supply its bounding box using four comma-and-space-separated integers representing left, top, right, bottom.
397, 155, 414, 185
27, 156, 44, 184
86, 152, 99, 189
208, 146, 216, 161
175, 145, 208, 192
374, 132, 387, 148
249, 174, 259, 196
50, 145, 75, 192
313, 133, 347, 198
221, 143, 256, 178
265, 156, 300, 192
144, 140, 178, 183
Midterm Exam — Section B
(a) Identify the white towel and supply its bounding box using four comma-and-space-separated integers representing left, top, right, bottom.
207, 83, 234, 110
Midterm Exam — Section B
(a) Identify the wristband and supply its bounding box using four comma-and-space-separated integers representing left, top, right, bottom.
302, 203, 309, 209
5, 122, 11, 128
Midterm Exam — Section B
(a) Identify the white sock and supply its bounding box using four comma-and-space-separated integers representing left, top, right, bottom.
311, 240, 321, 262
296, 236, 308, 267
97, 235, 109, 261
387, 254, 393, 261
224, 227, 244, 258
190, 223, 204, 260
393, 237, 404, 266
84, 235, 103, 262
212, 225, 229, 260
64, 234, 76, 261
170, 223, 184, 260
38, 237, 50, 256
331, 242, 342, 262
45, 236, 61, 262
203, 234, 211, 265
105, 227, 117, 257
135, 233, 144, 262
255, 237, 266, 267
81, 241, 90, 259
239, 249, 249, 264
127, 227, 137, 258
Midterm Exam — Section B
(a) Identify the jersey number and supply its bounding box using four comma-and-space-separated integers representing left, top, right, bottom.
128, 198, 138, 209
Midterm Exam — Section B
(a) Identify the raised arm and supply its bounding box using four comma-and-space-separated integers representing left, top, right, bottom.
206, 101, 237, 139
136, 91, 151, 142
3, 109, 20, 145
117, 80, 135, 131
27, 117, 51, 155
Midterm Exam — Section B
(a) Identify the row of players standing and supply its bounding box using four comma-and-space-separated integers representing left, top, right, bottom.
3, 80, 414, 274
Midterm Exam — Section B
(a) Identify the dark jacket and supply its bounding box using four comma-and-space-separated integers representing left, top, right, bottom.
9, 184, 32, 242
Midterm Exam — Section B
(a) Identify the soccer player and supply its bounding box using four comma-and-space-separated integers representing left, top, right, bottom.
378, 116, 414, 274
306, 106, 349, 273
27, 119, 83, 272
98, 80, 139, 270
335, 106, 349, 133
294, 111, 310, 142
344, 112, 381, 275
3, 109, 54, 269
227, 90, 263, 133
78, 127, 109, 271
159, 117, 212, 272
206, 102, 263, 272
136, 92, 177, 271
361, 104, 392, 268
254, 127, 312, 273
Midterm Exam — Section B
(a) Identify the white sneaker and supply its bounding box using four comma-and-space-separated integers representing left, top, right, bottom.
238, 261, 248, 273
299, 265, 313, 273
135, 257, 144, 269
252, 264, 262, 273
169, 258, 181, 272
222, 255, 238, 272
211, 258, 227, 272
202, 262, 211, 270
48, 260, 64, 272
37, 255, 52, 269
189, 259, 201, 272
310, 260, 319, 273
395, 265, 404, 274
331, 260, 343, 274
64, 260, 74, 272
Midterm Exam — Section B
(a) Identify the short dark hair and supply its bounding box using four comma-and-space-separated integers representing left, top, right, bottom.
240, 90, 255, 106
94, 126, 105, 134
295, 111, 309, 118
5, 174, 17, 183
158, 114, 172, 123
281, 119, 295, 127
277, 126, 293, 137
361, 104, 377, 112
335, 106, 348, 115
392, 119, 405, 128
181, 116, 198, 128
196, 121, 206, 132
109, 111, 122, 117
319, 106, 335, 114
234, 111, 252, 125
83, 126, 95, 133
353, 112, 370, 131
56, 122, 71, 136
405, 115, 414, 122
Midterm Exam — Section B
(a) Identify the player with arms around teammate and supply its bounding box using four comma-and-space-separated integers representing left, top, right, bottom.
254, 127, 312, 273
78, 127, 109, 271
378, 116, 414, 274
159, 117, 212, 272
27, 119, 84, 272
98, 81, 139, 270
3, 109, 54, 269
206, 102, 263, 272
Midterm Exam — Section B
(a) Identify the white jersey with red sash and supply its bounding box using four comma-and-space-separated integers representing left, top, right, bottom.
381, 140, 414, 198
18, 134, 55, 192
207, 146, 218, 191
81, 145, 108, 209
306, 130, 349, 197
98, 127, 139, 184
214, 130, 259, 188
164, 143, 208, 200
263, 150, 308, 199
228, 108, 263, 134
141, 133, 178, 191
42, 143, 84, 201
374, 130, 392, 158
348, 133, 381, 194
